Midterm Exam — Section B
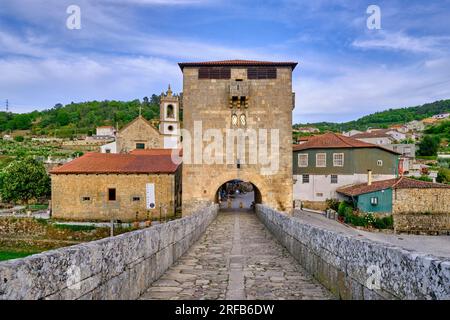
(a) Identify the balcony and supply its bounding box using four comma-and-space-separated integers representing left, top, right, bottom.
229, 80, 249, 98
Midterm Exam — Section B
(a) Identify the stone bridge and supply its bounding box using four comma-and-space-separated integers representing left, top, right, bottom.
0, 204, 449, 300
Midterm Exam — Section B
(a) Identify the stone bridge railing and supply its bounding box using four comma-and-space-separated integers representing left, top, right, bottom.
0, 204, 218, 300
256, 204, 449, 300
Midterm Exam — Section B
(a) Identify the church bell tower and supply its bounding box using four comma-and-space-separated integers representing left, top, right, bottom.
159, 85, 180, 149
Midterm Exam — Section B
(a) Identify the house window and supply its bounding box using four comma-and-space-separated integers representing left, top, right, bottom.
132, 196, 140, 201
331, 175, 338, 184
370, 197, 378, 206
316, 193, 323, 197
333, 153, 344, 167
247, 67, 277, 79
136, 143, 145, 149
316, 153, 326, 167
302, 174, 309, 183
108, 188, 116, 201
105, 149, 111, 153
82, 196, 90, 201
298, 154, 308, 167
377, 160, 383, 166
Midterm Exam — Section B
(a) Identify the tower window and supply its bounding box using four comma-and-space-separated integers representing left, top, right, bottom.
168, 125, 174, 132
239, 114, 246, 126
247, 67, 277, 79
231, 113, 238, 126
198, 67, 231, 79
166, 104, 175, 119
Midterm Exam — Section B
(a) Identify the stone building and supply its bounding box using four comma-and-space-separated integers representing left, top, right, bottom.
179, 59, 297, 214
50, 152, 182, 222
114, 87, 181, 153
336, 176, 450, 234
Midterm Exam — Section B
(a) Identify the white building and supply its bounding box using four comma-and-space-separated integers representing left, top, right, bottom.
96, 126, 116, 137
405, 120, 425, 132
342, 130, 362, 137
432, 113, 450, 120
100, 141, 117, 154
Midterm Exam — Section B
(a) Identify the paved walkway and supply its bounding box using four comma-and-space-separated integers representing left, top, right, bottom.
294, 210, 450, 259
140, 210, 332, 300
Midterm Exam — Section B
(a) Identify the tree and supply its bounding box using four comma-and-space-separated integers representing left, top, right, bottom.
417, 135, 440, 156
0, 158, 50, 204
437, 168, 450, 184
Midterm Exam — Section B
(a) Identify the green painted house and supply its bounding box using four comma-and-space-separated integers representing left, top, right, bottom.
293, 133, 400, 208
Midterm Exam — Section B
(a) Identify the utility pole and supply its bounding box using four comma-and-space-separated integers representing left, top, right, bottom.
5, 99, 9, 111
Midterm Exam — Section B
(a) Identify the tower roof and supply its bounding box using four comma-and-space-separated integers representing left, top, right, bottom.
178, 59, 298, 70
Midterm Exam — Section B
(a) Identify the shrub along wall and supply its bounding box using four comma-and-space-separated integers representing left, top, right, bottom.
0, 203, 218, 300
257, 204, 449, 300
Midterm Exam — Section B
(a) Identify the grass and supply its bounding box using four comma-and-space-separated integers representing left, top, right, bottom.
53, 224, 96, 232
26, 204, 49, 211
416, 155, 438, 160
0, 250, 39, 261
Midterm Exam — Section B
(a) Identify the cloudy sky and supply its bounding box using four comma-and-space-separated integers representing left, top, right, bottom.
1, 0, 450, 123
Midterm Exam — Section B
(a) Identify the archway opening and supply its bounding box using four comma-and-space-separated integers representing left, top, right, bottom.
215, 179, 261, 211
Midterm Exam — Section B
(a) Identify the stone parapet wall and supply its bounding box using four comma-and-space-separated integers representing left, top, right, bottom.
393, 188, 450, 234
0, 204, 218, 300
256, 204, 449, 300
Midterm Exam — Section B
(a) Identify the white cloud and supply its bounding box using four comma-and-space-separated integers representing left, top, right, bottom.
294, 57, 450, 123
352, 31, 450, 54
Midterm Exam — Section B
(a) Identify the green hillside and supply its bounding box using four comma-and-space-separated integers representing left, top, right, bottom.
294, 99, 450, 132
0, 95, 161, 138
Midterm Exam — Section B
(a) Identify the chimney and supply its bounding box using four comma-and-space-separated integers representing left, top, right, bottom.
367, 169, 372, 186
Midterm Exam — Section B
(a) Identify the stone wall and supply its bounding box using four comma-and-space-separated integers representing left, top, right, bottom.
393, 188, 450, 234
52, 171, 180, 222
256, 204, 449, 300
0, 204, 218, 300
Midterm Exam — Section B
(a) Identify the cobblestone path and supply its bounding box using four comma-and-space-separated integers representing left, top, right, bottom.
140, 210, 332, 300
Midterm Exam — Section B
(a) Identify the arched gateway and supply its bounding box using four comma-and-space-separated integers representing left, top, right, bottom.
179, 59, 298, 215
215, 180, 262, 210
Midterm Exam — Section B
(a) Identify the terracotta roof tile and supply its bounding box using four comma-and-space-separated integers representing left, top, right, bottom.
337, 176, 450, 196
292, 133, 399, 154
50, 152, 180, 174
178, 59, 298, 70
351, 130, 393, 139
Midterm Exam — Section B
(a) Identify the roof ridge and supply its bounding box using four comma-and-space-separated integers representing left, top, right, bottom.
334, 133, 354, 147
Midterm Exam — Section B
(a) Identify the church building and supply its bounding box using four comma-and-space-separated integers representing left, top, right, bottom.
106, 86, 181, 154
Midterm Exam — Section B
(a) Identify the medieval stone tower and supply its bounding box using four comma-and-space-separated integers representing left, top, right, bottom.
179, 60, 297, 215
159, 85, 180, 149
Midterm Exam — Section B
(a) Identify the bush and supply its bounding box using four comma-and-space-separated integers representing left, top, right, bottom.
338, 201, 353, 217
325, 198, 339, 211
14, 135, 24, 142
